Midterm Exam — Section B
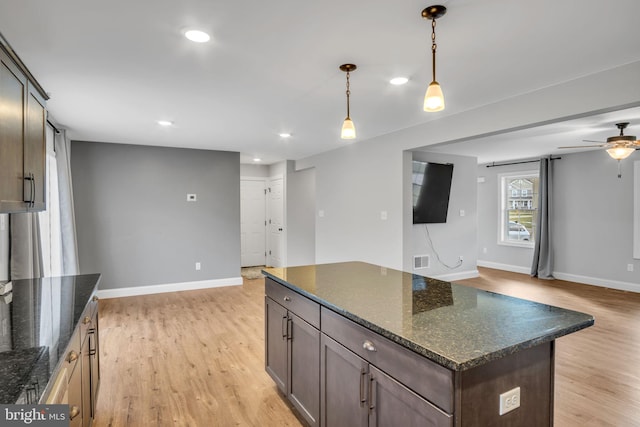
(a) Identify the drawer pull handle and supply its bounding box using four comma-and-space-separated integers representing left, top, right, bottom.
69, 406, 80, 420
83, 316, 91, 325
283, 296, 292, 302
362, 341, 377, 352
67, 350, 79, 362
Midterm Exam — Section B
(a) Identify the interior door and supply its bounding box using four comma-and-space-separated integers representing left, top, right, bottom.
267, 176, 284, 267
240, 178, 266, 267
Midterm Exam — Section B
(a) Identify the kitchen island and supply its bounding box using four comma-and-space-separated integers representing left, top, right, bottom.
263, 262, 594, 427
0, 274, 100, 426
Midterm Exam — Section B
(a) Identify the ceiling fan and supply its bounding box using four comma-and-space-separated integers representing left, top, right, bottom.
558, 122, 640, 177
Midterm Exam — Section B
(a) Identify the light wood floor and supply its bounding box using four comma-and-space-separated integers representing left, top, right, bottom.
93, 269, 640, 427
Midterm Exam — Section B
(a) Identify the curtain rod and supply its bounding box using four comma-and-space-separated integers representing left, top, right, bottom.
46, 119, 61, 134
486, 156, 561, 168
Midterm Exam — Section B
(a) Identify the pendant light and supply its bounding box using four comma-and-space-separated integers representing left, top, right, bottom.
340, 64, 357, 139
422, 5, 447, 112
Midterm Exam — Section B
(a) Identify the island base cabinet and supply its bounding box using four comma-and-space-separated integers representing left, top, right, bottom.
370, 365, 452, 427
321, 335, 451, 427
289, 312, 320, 426
320, 335, 368, 427
265, 295, 320, 427
457, 342, 553, 427
265, 297, 288, 393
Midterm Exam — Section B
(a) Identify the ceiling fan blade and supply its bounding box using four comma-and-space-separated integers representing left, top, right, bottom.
582, 139, 606, 143
558, 145, 606, 149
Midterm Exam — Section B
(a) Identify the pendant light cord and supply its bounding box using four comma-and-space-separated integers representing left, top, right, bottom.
431, 18, 437, 83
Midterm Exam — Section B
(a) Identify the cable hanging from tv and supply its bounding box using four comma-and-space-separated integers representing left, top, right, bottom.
423, 224, 462, 270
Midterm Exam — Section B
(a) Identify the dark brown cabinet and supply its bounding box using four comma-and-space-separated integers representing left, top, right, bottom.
320, 334, 451, 427
265, 279, 320, 427
0, 42, 47, 213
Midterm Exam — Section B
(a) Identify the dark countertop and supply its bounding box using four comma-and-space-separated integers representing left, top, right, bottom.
263, 262, 594, 371
0, 274, 101, 404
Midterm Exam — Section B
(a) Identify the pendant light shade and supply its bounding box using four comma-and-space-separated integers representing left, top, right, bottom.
424, 81, 445, 112
422, 5, 447, 112
341, 117, 356, 139
339, 64, 357, 140
606, 146, 635, 160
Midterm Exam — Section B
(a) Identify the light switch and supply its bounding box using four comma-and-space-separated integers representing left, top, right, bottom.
318, 210, 325, 218
380, 211, 388, 220
460, 209, 465, 217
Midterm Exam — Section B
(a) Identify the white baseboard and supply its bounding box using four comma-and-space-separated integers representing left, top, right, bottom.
477, 260, 530, 275
478, 260, 640, 293
97, 276, 243, 299
431, 269, 480, 282
552, 272, 640, 293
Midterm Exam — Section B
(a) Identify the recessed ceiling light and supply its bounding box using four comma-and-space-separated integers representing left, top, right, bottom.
279, 133, 291, 138
157, 120, 173, 127
253, 158, 262, 162
390, 77, 409, 85
184, 30, 210, 43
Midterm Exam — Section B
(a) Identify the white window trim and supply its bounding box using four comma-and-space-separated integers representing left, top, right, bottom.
497, 170, 537, 249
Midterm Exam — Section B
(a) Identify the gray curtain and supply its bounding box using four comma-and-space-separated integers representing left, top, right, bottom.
531, 156, 554, 279
10, 213, 43, 279
55, 130, 79, 275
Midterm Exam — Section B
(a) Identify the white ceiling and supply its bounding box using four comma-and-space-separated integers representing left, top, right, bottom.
1, 0, 639, 164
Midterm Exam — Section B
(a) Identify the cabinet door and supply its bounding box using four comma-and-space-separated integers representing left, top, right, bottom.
24, 84, 46, 211
68, 363, 83, 427
320, 335, 368, 427
289, 313, 320, 427
369, 365, 452, 427
265, 297, 288, 394
0, 48, 27, 213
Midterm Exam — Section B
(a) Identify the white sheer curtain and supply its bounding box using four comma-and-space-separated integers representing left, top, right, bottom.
53, 130, 79, 275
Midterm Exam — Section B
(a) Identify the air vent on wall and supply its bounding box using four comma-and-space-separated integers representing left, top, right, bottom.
414, 255, 430, 269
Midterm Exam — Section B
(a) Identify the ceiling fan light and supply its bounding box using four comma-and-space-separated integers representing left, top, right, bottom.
606, 146, 635, 160
341, 117, 356, 139
424, 81, 445, 112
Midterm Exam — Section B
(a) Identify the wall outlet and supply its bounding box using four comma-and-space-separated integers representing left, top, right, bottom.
628, 264, 634, 272
459, 255, 464, 262
195, 262, 201, 271
499, 387, 521, 415
482, 247, 488, 254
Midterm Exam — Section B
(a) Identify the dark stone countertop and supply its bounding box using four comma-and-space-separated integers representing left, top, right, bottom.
0, 274, 101, 404
263, 262, 594, 371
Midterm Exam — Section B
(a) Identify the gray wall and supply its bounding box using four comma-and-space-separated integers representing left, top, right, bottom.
410, 151, 478, 280
286, 167, 316, 266
71, 141, 240, 290
478, 150, 640, 291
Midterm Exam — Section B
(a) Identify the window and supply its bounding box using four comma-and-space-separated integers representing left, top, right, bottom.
499, 171, 539, 247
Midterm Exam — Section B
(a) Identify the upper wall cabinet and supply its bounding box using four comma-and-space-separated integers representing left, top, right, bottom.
0, 41, 48, 213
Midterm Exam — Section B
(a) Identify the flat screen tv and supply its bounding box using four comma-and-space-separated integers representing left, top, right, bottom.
412, 161, 454, 224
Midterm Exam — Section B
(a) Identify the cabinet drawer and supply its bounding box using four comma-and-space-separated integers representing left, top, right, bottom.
266, 278, 320, 329
79, 294, 99, 338
321, 307, 454, 414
